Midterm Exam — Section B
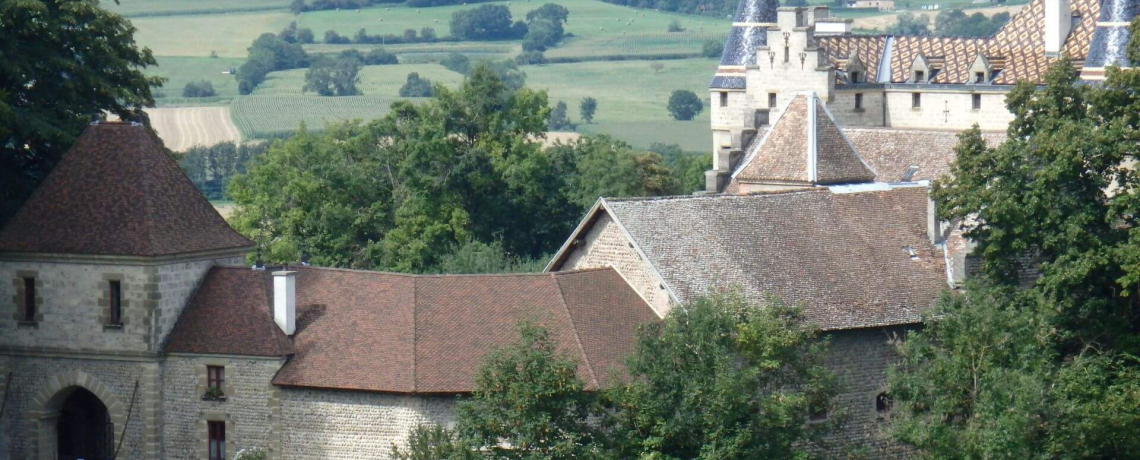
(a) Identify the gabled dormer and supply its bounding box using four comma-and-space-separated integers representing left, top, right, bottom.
908, 54, 931, 83
845, 54, 867, 84
968, 54, 992, 84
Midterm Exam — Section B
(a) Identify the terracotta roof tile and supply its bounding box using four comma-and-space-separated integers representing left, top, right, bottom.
602, 186, 949, 330
228, 267, 660, 393
165, 268, 294, 357
733, 95, 876, 185
0, 122, 252, 257
843, 128, 1006, 182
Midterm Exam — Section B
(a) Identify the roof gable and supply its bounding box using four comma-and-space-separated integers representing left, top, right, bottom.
0, 122, 252, 257
732, 94, 875, 185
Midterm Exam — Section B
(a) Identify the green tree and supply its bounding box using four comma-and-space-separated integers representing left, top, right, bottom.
886, 12, 931, 35
0, 0, 163, 224
579, 97, 597, 124
182, 81, 217, 98
548, 101, 575, 131
667, 90, 703, 120
303, 55, 362, 96
554, 136, 680, 209
431, 241, 547, 274
441, 52, 471, 74
890, 56, 1140, 460
701, 39, 725, 58
934, 10, 1009, 37
667, 19, 685, 32
398, 72, 435, 97
365, 48, 399, 65
450, 5, 527, 41
608, 292, 837, 460
296, 28, 315, 44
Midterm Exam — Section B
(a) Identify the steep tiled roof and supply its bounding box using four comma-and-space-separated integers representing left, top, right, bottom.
0, 122, 252, 257
710, 0, 771, 89
245, 267, 659, 393
600, 186, 949, 330
733, 94, 876, 185
165, 268, 294, 357
816, 0, 1101, 85
844, 128, 1007, 182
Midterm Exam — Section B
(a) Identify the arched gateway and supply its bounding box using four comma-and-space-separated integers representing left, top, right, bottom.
29, 371, 127, 460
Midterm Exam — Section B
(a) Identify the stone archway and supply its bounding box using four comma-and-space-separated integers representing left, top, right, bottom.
28, 371, 127, 460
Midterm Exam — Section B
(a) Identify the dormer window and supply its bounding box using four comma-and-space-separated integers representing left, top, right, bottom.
850, 71, 860, 83
975, 72, 985, 83
914, 70, 925, 82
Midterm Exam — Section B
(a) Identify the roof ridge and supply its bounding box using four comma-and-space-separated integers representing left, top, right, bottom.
552, 272, 600, 389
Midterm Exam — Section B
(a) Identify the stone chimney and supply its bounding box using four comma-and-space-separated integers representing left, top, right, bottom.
1044, 0, 1072, 56
273, 270, 296, 335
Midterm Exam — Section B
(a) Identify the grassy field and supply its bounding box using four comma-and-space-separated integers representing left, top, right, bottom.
128, 0, 731, 58
105, 0, 291, 17
227, 57, 715, 149
148, 57, 245, 106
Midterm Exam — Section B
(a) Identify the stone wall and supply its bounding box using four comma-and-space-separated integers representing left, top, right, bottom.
828, 90, 887, 127
883, 90, 1013, 131
558, 213, 670, 316
161, 355, 285, 460
0, 254, 243, 355
820, 327, 914, 460
279, 388, 456, 460
0, 355, 158, 460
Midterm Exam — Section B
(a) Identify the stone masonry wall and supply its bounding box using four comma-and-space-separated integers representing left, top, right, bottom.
162, 355, 285, 460
828, 90, 886, 127
821, 327, 914, 460
279, 389, 455, 460
0, 255, 243, 355
884, 90, 1012, 131
0, 355, 156, 460
558, 213, 670, 316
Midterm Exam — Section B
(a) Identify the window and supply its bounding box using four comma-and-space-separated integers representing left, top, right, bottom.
784, 46, 789, 63
972, 93, 982, 110
850, 71, 860, 83
207, 366, 225, 394
914, 70, 924, 82
975, 71, 985, 83
912, 92, 922, 109
208, 421, 226, 460
719, 91, 728, 108
876, 392, 894, 413
108, 280, 122, 325
768, 92, 777, 108
22, 277, 35, 322
854, 93, 864, 109
809, 407, 829, 422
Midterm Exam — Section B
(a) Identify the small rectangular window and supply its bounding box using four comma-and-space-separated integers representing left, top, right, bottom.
972, 93, 982, 110
719, 91, 728, 108
912, 92, 922, 109
208, 421, 226, 460
109, 280, 122, 325
784, 46, 790, 63
207, 366, 225, 393
768, 92, 777, 108
854, 93, 864, 109
850, 71, 860, 83
23, 277, 35, 322
975, 71, 985, 83
914, 70, 925, 82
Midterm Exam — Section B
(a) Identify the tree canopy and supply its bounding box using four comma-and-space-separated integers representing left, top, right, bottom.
889, 56, 1140, 460
667, 90, 703, 120
0, 0, 163, 225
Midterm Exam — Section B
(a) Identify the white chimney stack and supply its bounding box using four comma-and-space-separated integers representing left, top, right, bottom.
273, 270, 296, 335
1044, 0, 1072, 56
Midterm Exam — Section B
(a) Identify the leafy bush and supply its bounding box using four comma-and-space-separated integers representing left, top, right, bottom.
182, 80, 217, 98
701, 38, 724, 58
667, 89, 702, 120
234, 447, 268, 460
440, 52, 470, 74
450, 5, 527, 41
515, 50, 546, 65
324, 30, 351, 44
667, 19, 685, 33
365, 48, 399, 65
548, 101, 575, 131
398, 72, 435, 97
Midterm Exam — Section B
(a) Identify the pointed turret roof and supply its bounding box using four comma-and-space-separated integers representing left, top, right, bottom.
731, 93, 876, 186
709, 0, 771, 89
0, 122, 253, 257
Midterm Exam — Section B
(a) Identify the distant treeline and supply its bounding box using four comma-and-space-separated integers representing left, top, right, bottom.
597, 0, 740, 17
290, 0, 494, 13
180, 142, 269, 200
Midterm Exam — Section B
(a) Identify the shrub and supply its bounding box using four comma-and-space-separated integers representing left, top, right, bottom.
701, 39, 724, 58
515, 50, 546, 65
548, 100, 575, 131
667, 90, 703, 120
182, 80, 217, 98
324, 30, 351, 44
440, 52, 471, 74
667, 19, 685, 33
297, 28, 315, 44
399, 72, 435, 97
365, 48, 399, 65
234, 447, 268, 460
